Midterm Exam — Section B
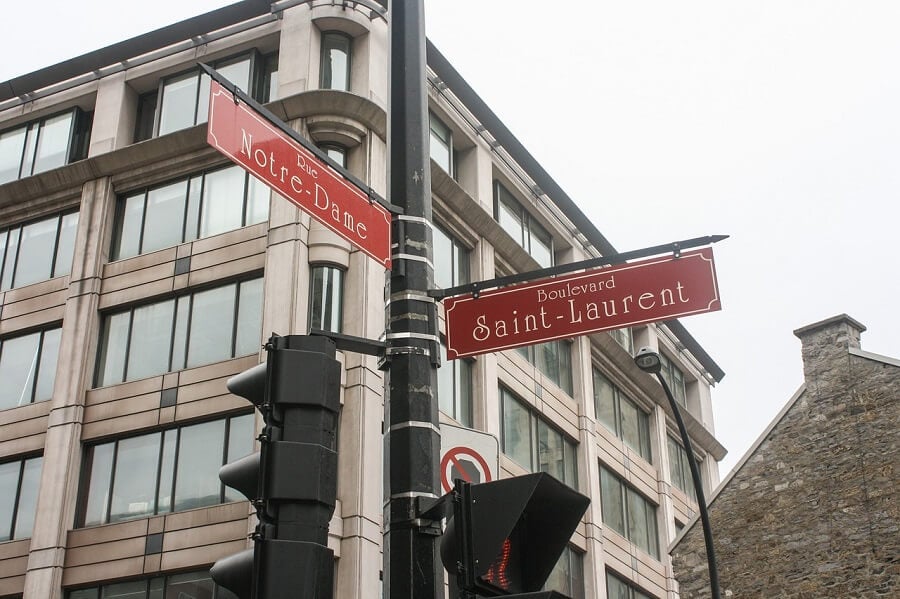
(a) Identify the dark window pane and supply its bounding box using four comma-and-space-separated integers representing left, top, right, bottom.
102, 579, 149, 599
320, 32, 351, 91
166, 572, 216, 599
109, 434, 161, 522
174, 420, 226, 511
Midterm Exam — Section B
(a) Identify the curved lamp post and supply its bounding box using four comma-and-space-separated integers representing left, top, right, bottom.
634, 347, 722, 599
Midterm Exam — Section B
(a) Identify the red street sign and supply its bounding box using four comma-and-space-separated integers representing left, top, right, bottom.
444, 247, 721, 359
206, 79, 392, 268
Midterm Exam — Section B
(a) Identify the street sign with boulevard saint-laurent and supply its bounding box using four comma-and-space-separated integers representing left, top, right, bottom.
443, 247, 721, 359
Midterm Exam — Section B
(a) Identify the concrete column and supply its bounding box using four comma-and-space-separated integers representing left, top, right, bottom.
87, 72, 136, 157
23, 177, 115, 599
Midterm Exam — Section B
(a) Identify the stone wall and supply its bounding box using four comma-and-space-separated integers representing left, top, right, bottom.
672, 315, 899, 598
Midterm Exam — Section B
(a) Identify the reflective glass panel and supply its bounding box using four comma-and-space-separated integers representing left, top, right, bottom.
102, 579, 149, 599
14, 216, 58, 287
310, 266, 343, 333
126, 300, 175, 381
187, 284, 236, 368
32, 112, 73, 174
35, 328, 61, 402
96, 312, 130, 386
166, 572, 216, 599
142, 180, 188, 254
0, 331, 41, 409
529, 223, 553, 268
429, 114, 452, 172
13, 456, 41, 539
0, 461, 18, 540
159, 72, 199, 136
501, 390, 533, 470
83, 443, 114, 527
115, 193, 145, 260
245, 174, 270, 226
0, 126, 26, 184
599, 467, 625, 536
157, 429, 177, 513
320, 32, 351, 91
495, 187, 524, 245
1, 227, 18, 290
593, 369, 617, 433
224, 414, 255, 503
199, 166, 244, 238
54, 212, 79, 277
235, 278, 263, 358
109, 434, 161, 522
174, 420, 225, 511
537, 422, 569, 483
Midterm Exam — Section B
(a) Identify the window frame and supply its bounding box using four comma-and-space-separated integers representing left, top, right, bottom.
308, 264, 345, 334
1, 210, 79, 291
438, 339, 473, 427
429, 111, 454, 175
667, 435, 700, 501
493, 180, 554, 268
605, 570, 656, 599
516, 340, 573, 396
592, 367, 652, 461
0, 454, 42, 542
66, 569, 234, 599
500, 386, 577, 486
658, 352, 687, 407
599, 464, 660, 559
94, 277, 264, 387
76, 413, 254, 527
432, 222, 470, 291
319, 31, 352, 92
0, 326, 62, 411
0, 107, 91, 184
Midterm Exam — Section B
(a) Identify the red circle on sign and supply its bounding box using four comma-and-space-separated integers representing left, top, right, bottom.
440, 446, 492, 494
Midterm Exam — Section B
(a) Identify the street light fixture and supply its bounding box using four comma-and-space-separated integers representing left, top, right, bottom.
634, 347, 722, 599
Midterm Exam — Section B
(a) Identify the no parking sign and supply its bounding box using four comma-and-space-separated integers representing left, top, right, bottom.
439, 423, 499, 494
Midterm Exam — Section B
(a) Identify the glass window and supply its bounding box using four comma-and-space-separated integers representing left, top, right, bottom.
320, 32, 351, 91
0, 456, 42, 541
592, 368, 651, 461
609, 327, 634, 355
500, 387, 577, 486
309, 265, 344, 333
138, 51, 275, 141
0, 109, 90, 183
96, 278, 263, 386
516, 341, 573, 396
112, 165, 268, 261
659, 353, 687, 407
668, 435, 700, 501
0, 211, 80, 291
319, 144, 347, 168
438, 341, 472, 427
0, 328, 61, 410
66, 570, 236, 599
493, 181, 553, 267
80, 414, 253, 526
599, 465, 660, 558
606, 571, 655, 599
544, 546, 584, 599
432, 223, 469, 290
429, 112, 452, 174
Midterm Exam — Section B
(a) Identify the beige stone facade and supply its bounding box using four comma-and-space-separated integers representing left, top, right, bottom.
672, 314, 899, 598
0, 3, 724, 598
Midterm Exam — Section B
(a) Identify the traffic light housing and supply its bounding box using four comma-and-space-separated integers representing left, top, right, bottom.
211, 334, 341, 599
440, 472, 590, 598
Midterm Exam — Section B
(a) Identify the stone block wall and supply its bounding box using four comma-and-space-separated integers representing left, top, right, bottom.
672, 315, 899, 598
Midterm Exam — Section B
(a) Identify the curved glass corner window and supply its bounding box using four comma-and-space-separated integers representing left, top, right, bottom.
309, 265, 344, 334
0, 109, 91, 184
493, 181, 553, 268
1, 211, 79, 291
320, 32, 352, 91
96, 278, 263, 386
112, 164, 268, 260
0, 327, 61, 411
0, 455, 42, 541
79, 414, 253, 526
500, 387, 577, 486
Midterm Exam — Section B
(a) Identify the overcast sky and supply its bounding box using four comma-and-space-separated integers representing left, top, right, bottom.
3, 1, 898, 476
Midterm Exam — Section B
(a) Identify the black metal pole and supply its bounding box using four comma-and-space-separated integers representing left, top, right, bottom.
655, 374, 722, 599
384, 1, 442, 599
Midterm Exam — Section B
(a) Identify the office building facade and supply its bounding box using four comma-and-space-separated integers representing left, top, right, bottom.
0, 2, 724, 597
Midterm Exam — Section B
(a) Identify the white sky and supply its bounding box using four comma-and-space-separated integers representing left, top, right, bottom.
3, 1, 898, 475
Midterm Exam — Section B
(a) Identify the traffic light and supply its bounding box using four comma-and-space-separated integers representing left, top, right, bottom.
440, 472, 590, 599
211, 334, 342, 599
